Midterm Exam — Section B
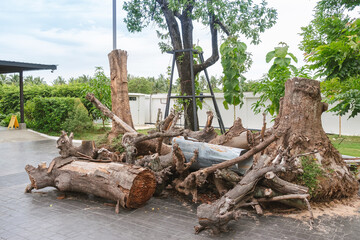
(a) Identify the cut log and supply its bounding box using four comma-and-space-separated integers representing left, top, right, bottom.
25, 160, 156, 210
108, 49, 134, 140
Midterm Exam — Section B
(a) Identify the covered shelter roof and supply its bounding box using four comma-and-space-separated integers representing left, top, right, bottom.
0, 60, 57, 127
0, 60, 57, 74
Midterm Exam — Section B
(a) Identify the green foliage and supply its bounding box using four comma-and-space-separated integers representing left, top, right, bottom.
123, 0, 277, 45
128, 76, 154, 94
299, 0, 360, 117
26, 97, 92, 133
220, 36, 250, 110
61, 99, 93, 133
301, 18, 360, 81
84, 67, 111, 127
321, 77, 360, 118
299, 156, 324, 197
252, 43, 298, 116
52, 76, 67, 85
0, 83, 87, 116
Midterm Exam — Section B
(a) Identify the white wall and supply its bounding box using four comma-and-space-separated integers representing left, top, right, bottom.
130, 92, 360, 136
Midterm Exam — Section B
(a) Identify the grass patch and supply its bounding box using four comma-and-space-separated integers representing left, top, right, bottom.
329, 134, 360, 157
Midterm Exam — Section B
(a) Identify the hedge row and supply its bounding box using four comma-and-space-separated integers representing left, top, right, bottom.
25, 97, 93, 133
0, 83, 91, 116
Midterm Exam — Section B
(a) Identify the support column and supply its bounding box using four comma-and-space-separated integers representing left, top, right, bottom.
19, 71, 26, 129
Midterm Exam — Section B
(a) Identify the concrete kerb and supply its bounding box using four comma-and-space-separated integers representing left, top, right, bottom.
27, 129, 82, 144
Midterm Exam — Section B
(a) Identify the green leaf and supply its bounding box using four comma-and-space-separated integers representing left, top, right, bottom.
274, 46, 289, 58
266, 51, 276, 63
223, 100, 229, 110
288, 53, 298, 63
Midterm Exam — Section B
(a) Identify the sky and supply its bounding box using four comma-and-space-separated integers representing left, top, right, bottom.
0, 0, 320, 84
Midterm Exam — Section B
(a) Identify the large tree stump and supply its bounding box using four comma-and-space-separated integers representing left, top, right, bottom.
265, 77, 358, 199
25, 160, 156, 209
108, 49, 134, 141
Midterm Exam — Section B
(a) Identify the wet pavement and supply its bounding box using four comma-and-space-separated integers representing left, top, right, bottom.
1, 127, 360, 240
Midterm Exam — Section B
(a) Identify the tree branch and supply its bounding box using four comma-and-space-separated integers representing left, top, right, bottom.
194, 11, 219, 75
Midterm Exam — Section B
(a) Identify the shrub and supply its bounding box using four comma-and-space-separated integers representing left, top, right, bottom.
0, 83, 88, 116
61, 99, 93, 133
28, 97, 92, 133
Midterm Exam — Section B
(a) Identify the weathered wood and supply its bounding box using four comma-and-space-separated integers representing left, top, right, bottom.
56, 131, 96, 158
108, 49, 134, 140
196, 162, 285, 234
25, 160, 156, 210
262, 171, 308, 195
209, 117, 251, 148
185, 111, 218, 143
265, 77, 358, 199
86, 93, 136, 134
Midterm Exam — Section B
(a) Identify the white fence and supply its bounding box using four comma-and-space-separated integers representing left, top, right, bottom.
128, 92, 360, 136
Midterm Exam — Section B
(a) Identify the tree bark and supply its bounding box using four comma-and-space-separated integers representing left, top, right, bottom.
25, 160, 156, 210
108, 49, 134, 141
209, 117, 252, 148
266, 77, 358, 199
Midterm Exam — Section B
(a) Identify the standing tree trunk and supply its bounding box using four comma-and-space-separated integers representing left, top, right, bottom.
108, 49, 134, 141
158, 0, 220, 131
265, 77, 358, 199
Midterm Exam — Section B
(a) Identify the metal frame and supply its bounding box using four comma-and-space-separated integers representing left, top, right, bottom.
164, 49, 226, 133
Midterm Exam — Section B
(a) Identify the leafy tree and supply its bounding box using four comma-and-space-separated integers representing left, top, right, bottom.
123, 0, 277, 130
0, 74, 7, 85
150, 74, 169, 94
252, 43, 298, 116
7, 74, 19, 85
68, 75, 92, 84
52, 76, 67, 85
300, 1, 360, 117
321, 77, 360, 118
128, 75, 153, 94
24, 76, 46, 85
84, 67, 111, 128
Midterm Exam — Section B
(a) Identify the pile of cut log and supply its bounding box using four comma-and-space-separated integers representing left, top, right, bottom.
25, 78, 358, 235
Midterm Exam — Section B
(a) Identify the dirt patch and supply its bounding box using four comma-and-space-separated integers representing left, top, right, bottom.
265, 196, 360, 220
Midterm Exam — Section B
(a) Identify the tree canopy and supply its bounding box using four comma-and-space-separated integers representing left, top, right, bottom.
300, 0, 360, 118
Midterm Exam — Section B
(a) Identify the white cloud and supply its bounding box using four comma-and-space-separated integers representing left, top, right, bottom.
0, 0, 322, 83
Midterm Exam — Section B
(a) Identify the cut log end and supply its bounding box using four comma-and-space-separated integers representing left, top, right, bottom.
127, 169, 157, 208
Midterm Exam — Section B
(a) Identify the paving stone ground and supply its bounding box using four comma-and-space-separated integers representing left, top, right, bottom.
1, 127, 360, 240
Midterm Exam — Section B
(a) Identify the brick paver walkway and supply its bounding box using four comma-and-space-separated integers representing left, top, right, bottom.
0, 128, 359, 239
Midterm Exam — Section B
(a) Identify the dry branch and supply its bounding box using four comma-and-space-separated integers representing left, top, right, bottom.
86, 93, 136, 134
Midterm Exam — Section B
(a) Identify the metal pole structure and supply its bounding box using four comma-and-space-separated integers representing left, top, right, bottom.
112, 0, 117, 50
199, 53, 226, 134
189, 50, 199, 131
164, 54, 176, 118
19, 71, 24, 124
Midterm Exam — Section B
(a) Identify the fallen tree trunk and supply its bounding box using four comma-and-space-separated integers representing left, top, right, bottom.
25, 160, 156, 210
